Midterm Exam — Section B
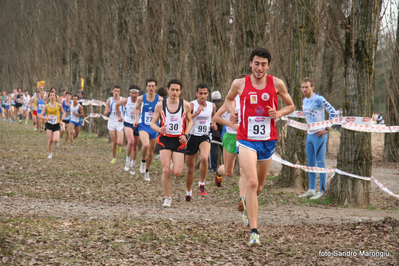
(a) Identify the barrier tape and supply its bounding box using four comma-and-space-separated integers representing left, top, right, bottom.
272, 154, 398, 199
80, 99, 107, 107
286, 118, 398, 133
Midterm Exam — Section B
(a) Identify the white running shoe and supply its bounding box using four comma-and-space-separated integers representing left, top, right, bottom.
298, 190, 316, 198
310, 191, 324, 200
54, 143, 59, 148
144, 172, 150, 181
124, 161, 130, 171
47, 153, 53, 159
140, 162, 146, 173
248, 232, 261, 247
130, 168, 135, 175
162, 197, 172, 207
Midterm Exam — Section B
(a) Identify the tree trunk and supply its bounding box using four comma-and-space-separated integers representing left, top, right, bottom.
383, 4, 399, 162
326, 0, 382, 207
277, 0, 318, 189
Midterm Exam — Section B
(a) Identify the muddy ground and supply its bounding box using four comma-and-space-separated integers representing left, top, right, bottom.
0, 121, 398, 265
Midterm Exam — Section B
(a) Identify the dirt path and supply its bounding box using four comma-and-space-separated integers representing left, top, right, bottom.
0, 121, 398, 265
1, 123, 398, 224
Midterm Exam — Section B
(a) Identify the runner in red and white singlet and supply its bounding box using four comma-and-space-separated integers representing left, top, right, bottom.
237, 74, 279, 142
225, 47, 295, 247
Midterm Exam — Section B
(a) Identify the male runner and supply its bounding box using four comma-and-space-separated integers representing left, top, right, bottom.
225, 47, 295, 246
134, 78, 163, 181
68, 95, 84, 147
9, 90, 16, 123
21, 90, 31, 125
37, 90, 47, 132
151, 79, 193, 207
61, 92, 71, 142
15, 88, 24, 124
213, 97, 247, 211
185, 83, 217, 198
104, 86, 124, 163
1, 91, 7, 121
116, 85, 141, 174
38, 91, 65, 158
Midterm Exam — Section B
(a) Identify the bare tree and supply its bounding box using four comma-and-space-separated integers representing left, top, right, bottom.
277, 0, 319, 189
383, 3, 399, 162
327, 0, 383, 207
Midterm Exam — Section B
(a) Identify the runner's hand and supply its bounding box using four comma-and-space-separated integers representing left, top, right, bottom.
230, 111, 238, 123
179, 134, 187, 143
196, 105, 204, 114
266, 106, 279, 119
118, 116, 123, 123
159, 125, 167, 135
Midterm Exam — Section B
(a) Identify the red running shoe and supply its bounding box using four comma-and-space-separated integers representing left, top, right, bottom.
199, 185, 207, 197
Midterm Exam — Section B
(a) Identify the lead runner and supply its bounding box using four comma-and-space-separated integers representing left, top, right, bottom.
224, 47, 295, 246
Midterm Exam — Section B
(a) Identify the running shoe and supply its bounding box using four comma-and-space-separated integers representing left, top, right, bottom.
110, 158, 117, 164
298, 190, 315, 198
19, 120, 22, 124
162, 197, 172, 207
130, 168, 135, 175
215, 171, 223, 187
248, 232, 261, 247
144, 172, 150, 181
47, 153, 53, 159
139, 162, 146, 174
199, 185, 207, 197
185, 195, 191, 202
117, 145, 121, 154
71, 144, 74, 148
310, 191, 324, 200
54, 143, 59, 148
124, 161, 130, 171
25, 122, 27, 125
237, 197, 244, 211
242, 196, 249, 226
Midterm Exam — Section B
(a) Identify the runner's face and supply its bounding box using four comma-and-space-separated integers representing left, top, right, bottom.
113, 89, 120, 97
301, 82, 314, 98
250, 56, 269, 80
146, 82, 156, 94
73, 96, 79, 104
168, 84, 181, 100
129, 91, 138, 100
40, 91, 45, 98
49, 93, 56, 101
196, 88, 209, 103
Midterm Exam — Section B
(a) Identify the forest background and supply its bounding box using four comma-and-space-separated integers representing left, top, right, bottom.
0, 0, 396, 112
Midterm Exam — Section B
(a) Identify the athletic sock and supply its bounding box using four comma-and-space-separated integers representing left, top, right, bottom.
251, 228, 259, 235
186, 190, 192, 196
130, 159, 135, 167
146, 169, 149, 173
142, 160, 146, 164
126, 157, 131, 163
199, 181, 205, 187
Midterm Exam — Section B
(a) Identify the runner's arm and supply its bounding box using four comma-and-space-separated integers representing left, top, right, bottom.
134, 96, 142, 126
225, 78, 243, 120
78, 105, 85, 117
272, 77, 295, 119
104, 99, 111, 116
150, 102, 164, 134
116, 98, 127, 121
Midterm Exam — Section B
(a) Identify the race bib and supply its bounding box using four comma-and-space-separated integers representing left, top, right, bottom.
165, 116, 182, 135
247, 116, 271, 140
194, 121, 208, 135
38, 104, 44, 110
144, 112, 154, 125
48, 115, 58, 125
130, 111, 135, 121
